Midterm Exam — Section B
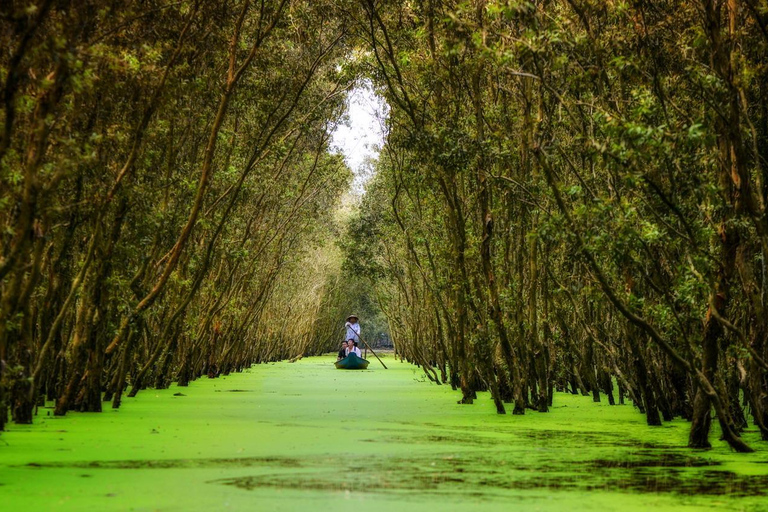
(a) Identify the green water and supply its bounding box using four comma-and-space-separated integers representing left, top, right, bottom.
1, 355, 767, 511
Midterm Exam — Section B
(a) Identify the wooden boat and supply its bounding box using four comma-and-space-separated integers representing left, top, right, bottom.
335, 353, 370, 370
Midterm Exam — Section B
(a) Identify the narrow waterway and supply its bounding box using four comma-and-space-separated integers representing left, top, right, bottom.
2, 355, 767, 511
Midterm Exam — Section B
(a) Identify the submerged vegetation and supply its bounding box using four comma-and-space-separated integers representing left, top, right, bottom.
2, 0, 768, 475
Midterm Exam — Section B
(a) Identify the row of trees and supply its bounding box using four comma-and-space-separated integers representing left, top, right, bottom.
0, 0, 357, 430
347, 0, 768, 452
4, 0, 768, 456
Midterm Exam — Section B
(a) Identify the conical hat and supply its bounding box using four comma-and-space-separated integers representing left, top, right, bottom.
346, 314, 359, 322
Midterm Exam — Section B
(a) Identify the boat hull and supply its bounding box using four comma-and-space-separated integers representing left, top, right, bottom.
335, 353, 370, 370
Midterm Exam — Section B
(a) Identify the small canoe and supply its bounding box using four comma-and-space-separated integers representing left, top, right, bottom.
335, 353, 370, 370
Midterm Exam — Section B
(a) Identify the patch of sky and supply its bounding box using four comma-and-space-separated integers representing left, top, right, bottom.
329, 79, 389, 195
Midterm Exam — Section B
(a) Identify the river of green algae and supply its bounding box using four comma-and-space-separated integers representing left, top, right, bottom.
1, 355, 768, 511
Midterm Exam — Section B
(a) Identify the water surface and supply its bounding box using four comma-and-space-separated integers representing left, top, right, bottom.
1, 355, 767, 511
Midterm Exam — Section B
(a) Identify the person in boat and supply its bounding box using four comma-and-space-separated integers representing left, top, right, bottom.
336, 341, 348, 361
345, 339, 361, 358
344, 314, 361, 347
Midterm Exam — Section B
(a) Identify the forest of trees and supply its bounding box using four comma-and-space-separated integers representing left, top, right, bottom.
348, 0, 768, 453
3, 0, 768, 455
0, 0, 362, 429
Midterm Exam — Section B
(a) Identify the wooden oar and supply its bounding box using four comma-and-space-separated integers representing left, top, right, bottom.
342, 324, 387, 369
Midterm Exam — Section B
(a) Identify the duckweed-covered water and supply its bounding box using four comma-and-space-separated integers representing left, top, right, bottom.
1, 355, 767, 511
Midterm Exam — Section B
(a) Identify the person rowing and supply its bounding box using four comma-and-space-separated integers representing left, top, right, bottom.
344, 314, 361, 347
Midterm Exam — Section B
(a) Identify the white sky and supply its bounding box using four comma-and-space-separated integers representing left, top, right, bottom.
329, 80, 388, 195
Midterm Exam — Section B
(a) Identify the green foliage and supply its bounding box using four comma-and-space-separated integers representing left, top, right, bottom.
349, 0, 768, 451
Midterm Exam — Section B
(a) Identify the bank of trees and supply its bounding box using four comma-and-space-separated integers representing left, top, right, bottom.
349, 0, 768, 452
0, 0, 356, 429
4, 0, 768, 455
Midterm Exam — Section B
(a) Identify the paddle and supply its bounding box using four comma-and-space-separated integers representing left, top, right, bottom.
341, 324, 388, 370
